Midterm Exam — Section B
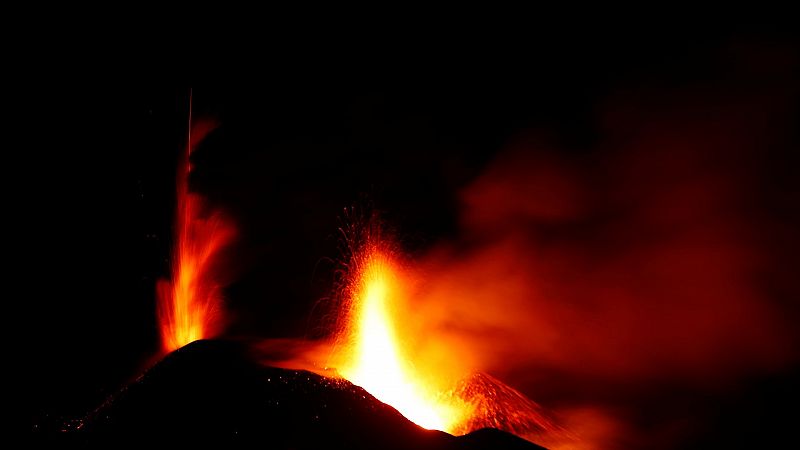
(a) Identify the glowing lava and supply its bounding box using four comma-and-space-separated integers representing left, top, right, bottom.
157, 119, 235, 353
338, 241, 468, 432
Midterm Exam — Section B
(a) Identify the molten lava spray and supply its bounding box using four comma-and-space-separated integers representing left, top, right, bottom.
337, 237, 468, 431
331, 221, 565, 445
157, 117, 235, 353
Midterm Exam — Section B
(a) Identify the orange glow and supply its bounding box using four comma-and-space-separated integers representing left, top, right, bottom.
157, 120, 234, 353
337, 239, 470, 432
331, 230, 566, 444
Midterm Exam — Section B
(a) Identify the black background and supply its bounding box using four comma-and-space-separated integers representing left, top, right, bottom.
17, 22, 799, 448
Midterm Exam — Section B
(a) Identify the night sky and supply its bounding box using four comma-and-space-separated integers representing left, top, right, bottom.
20, 24, 800, 448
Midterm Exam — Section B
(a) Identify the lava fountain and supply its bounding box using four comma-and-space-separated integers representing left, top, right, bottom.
331, 221, 564, 446
336, 234, 470, 432
157, 117, 235, 353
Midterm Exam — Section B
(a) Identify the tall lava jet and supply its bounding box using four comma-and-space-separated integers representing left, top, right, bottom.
157, 111, 235, 353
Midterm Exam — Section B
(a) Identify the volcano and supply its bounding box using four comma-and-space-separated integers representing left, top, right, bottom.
44, 340, 545, 449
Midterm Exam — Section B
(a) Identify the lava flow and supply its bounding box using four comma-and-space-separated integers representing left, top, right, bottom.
157, 119, 235, 353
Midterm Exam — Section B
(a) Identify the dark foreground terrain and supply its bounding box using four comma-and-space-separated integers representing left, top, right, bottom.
34, 340, 544, 449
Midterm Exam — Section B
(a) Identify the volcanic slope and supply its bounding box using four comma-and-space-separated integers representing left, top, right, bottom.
58, 340, 545, 449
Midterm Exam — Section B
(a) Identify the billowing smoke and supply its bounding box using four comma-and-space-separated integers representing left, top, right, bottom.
405, 63, 799, 448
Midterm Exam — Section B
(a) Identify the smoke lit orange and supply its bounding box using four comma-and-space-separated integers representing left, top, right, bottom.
157, 119, 235, 353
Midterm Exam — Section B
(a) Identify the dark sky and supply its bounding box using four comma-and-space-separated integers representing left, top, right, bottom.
19, 24, 800, 448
